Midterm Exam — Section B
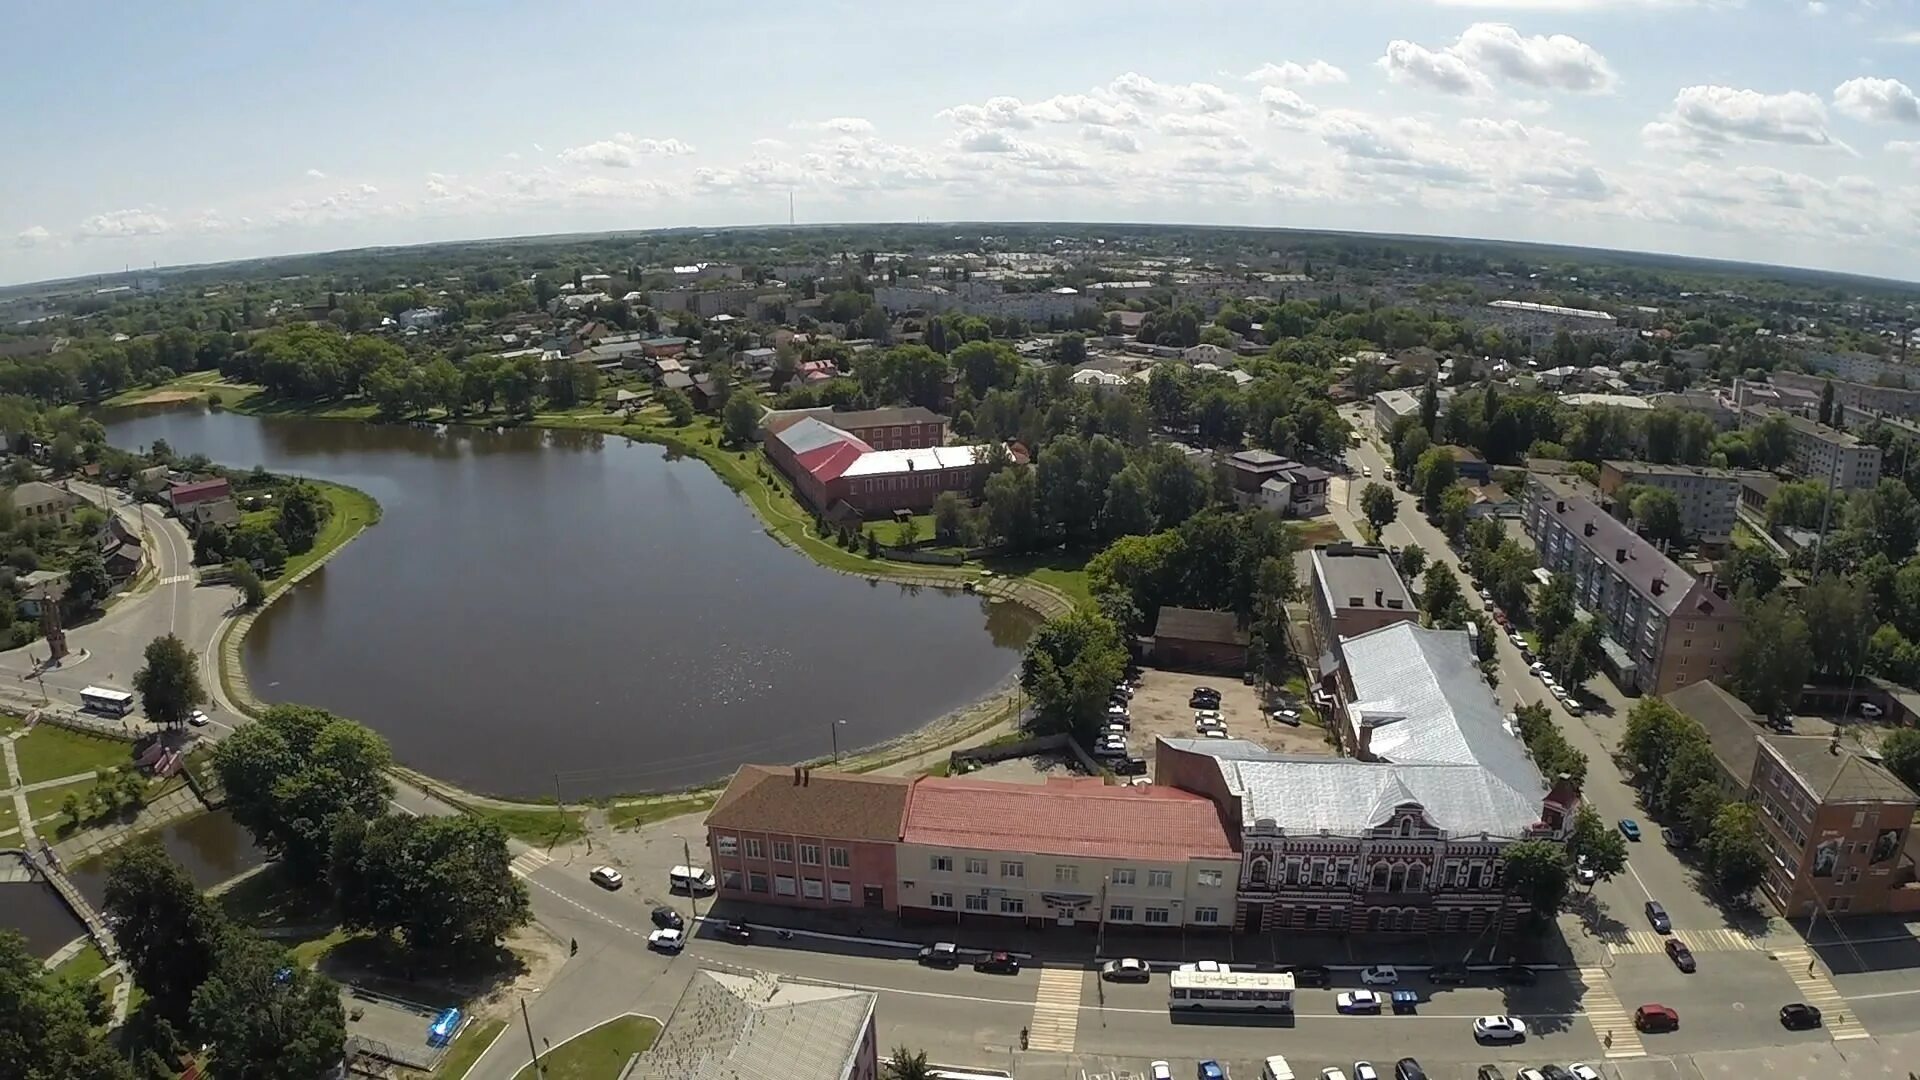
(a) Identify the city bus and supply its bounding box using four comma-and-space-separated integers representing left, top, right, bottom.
1168, 969, 1296, 1012
80, 686, 135, 717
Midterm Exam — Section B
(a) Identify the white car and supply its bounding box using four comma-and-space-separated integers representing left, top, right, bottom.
1271, 708, 1302, 725
1472, 1015, 1528, 1042
1101, 958, 1151, 982
1337, 990, 1383, 1013
1358, 964, 1399, 985
1203, 729, 1229, 739
1861, 702, 1884, 719
1363, 466, 1372, 477
647, 928, 685, 953
1550, 684, 1570, 702
1529, 661, 1548, 676
1576, 855, 1598, 886
1569, 1066, 1602, 1080
1352, 1064, 1378, 1080
1177, 960, 1231, 973
1322, 1070, 1348, 1080
1150, 1064, 1173, 1080
1194, 708, 1223, 723
1563, 698, 1584, 716
589, 866, 623, 890
1517, 1071, 1546, 1080
188, 709, 210, 727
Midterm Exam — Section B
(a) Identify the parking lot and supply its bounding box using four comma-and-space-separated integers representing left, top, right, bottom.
1118, 668, 1336, 771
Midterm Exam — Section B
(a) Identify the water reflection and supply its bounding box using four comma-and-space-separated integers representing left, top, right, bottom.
68, 811, 267, 910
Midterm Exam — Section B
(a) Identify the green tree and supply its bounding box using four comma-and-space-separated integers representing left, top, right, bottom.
1392, 422, 1431, 481
885, 1047, 936, 1080
1721, 546, 1783, 599
657, 387, 695, 426
1620, 698, 1707, 798
1533, 573, 1576, 651
1801, 576, 1877, 679
1566, 804, 1628, 888
1702, 801, 1768, 898
1439, 485, 1471, 541
931, 491, 968, 544
1360, 482, 1397, 537
1419, 561, 1464, 621
1879, 728, 1920, 793
1550, 618, 1602, 689
330, 814, 530, 951
64, 551, 112, 613
1419, 380, 1439, 435
721, 392, 759, 447
0, 930, 134, 1080
1728, 592, 1812, 719
132, 633, 205, 728
1819, 379, 1836, 426
1055, 333, 1087, 366
1631, 488, 1685, 546
1414, 446, 1458, 514
1849, 479, 1920, 563
983, 465, 1041, 552
274, 482, 328, 555
1397, 543, 1427, 581
190, 935, 345, 1080
1020, 609, 1127, 745
1502, 839, 1572, 922
212, 705, 395, 883
102, 841, 232, 1029
1750, 413, 1793, 469
230, 559, 266, 609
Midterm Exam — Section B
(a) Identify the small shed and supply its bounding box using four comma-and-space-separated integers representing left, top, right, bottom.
1148, 606, 1249, 673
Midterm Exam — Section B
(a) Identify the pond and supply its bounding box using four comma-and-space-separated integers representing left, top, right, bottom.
101, 407, 1034, 797
67, 809, 268, 910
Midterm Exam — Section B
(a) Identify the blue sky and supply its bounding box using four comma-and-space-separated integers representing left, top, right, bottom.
4, 0, 1919, 286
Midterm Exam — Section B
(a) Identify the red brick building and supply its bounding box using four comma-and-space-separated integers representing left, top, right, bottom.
165, 478, 233, 515
706, 766, 910, 912
765, 414, 996, 517
762, 405, 947, 450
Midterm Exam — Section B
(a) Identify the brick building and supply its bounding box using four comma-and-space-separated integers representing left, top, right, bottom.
761, 405, 948, 450
705, 766, 910, 912
1148, 607, 1249, 672
1306, 543, 1416, 672
764, 415, 993, 517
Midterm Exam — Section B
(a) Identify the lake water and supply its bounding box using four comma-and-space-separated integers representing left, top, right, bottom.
68, 810, 268, 911
101, 408, 1032, 797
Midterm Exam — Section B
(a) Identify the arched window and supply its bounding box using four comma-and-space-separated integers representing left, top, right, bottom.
1407, 864, 1426, 891
1371, 863, 1389, 890
1250, 857, 1270, 885
1399, 818, 1413, 837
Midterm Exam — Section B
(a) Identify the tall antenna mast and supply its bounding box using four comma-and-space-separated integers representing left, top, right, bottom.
789, 190, 794, 227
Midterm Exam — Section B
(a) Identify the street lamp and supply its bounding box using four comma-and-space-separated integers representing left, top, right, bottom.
831, 718, 848, 764
675, 832, 699, 926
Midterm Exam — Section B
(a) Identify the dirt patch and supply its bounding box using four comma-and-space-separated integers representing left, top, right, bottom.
1124, 668, 1338, 766
129, 389, 204, 405
965, 753, 1083, 785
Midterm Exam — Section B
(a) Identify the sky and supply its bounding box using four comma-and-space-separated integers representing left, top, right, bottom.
4, 0, 1920, 287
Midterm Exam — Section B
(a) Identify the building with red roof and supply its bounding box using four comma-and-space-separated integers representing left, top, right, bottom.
164, 477, 232, 514
763, 410, 994, 518
896, 776, 1240, 930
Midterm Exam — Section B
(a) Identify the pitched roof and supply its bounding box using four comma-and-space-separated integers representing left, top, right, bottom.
8, 481, 75, 509
901, 776, 1237, 861
631, 970, 876, 1080
1152, 607, 1247, 646
1762, 737, 1918, 805
1531, 476, 1730, 618
706, 765, 911, 842
775, 418, 873, 484
838, 445, 982, 478
1664, 680, 1761, 786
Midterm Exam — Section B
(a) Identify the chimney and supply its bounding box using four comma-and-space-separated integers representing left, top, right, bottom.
1616, 547, 1627, 563
1584, 522, 1596, 538
793, 766, 802, 785
1651, 577, 1665, 596
1374, 589, 1384, 607
803, 767, 812, 785
1556, 500, 1566, 513
1356, 722, 1374, 761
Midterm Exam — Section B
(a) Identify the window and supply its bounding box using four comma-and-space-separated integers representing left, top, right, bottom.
1194, 907, 1220, 924
1109, 905, 1134, 922
772, 841, 793, 862
1111, 868, 1136, 886
1372, 863, 1390, 890
965, 857, 987, 875
1197, 869, 1223, 888
749, 872, 769, 893
1407, 865, 1426, 891
829, 847, 850, 868
1148, 869, 1173, 888
1144, 907, 1171, 924
1683, 640, 1692, 649
830, 881, 852, 902
1000, 897, 1025, 915
1055, 865, 1079, 885
802, 878, 824, 899
799, 844, 821, 866
721, 869, 741, 890
930, 892, 955, 910
1853, 811, 1867, 829
775, 875, 797, 896
715, 835, 738, 857
1336, 862, 1353, 886
965, 893, 989, 912
1250, 858, 1269, 885
931, 855, 953, 872
1002, 861, 1025, 879
745, 838, 764, 859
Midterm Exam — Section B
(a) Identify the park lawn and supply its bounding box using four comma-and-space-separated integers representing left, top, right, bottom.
434, 1018, 507, 1079
13, 725, 135, 784
605, 794, 713, 832
102, 370, 245, 408
861, 513, 935, 543
470, 805, 586, 848
0, 798, 17, 837
53, 942, 109, 986
26, 778, 95, 825
977, 550, 1093, 607
270, 480, 380, 585
0, 711, 21, 735
512, 1015, 660, 1080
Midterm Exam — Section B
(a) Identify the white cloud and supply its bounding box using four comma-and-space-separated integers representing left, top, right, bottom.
1260, 86, 1321, 127
1081, 124, 1142, 153
1314, 111, 1482, 185
1380, 23, 1615, 96
796, 117, 875, 134
76, 209, 172, 239
1154, 114, 1242, 139
556, 133, 695, 167
1025, 94, 1144, 127
1422, 0, 1722, 7
1647, 85, 1840, 151
15, 225, 51, 248
1889, 139, 1920, 162
1106, 72, 1236, 113
752, 138, 789, 150
304, 168, 326, 179
939, 96, 1036, 130
1242, 60, 1348, 87
955, 128, 1020, 153
1881, 30, 1920, 45
1833, 77, 1920, 125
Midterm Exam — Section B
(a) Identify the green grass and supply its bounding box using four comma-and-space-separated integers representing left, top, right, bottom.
434, 1018, 508, 1079
0, 711, 21, 736
271, 480, 381, 585
604, 795, 713, 831
976, 550, 1093, 606
53, 942, 109, 986
0, 798, 16, 837
512, 1015, 659, 1080
469, 805, 586, 847
25, 778, 96, 824
861, 513, 935, 542
13, 725, 134, 784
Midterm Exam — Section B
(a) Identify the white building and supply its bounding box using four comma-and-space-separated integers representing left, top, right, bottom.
395, 307, 443, 330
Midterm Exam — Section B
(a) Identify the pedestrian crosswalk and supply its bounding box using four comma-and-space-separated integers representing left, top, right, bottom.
1576, 965, 1645, 1060
509, 848, 551, 879
1026, 967, 1083, 1052
1602, 927, 1761, 955
1776, 948, 1869, 1040
159, 574, 191, 585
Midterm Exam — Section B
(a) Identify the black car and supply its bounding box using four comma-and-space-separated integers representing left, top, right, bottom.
1495, 964, 1536, 986
1113, 756, 1149, 777
1664, 938, 1696, 973
974, 950, 1020, 975
1189, 688, 1222, 707
1661, 827, 1692, 850
917, 942, 960, 967
1394, 1058, 1428, 1080
1780, 1002, 1824, 1030
1242, 671, 1257, 685
1426, 963, 1469, 985
1539, 1067, 1574, 1080
1285, 964, 1331, 987
715, 920, 753, 943
1645, 900, 1672, 934
1476, 1068, 1505, 1080
650, 906, 684, 930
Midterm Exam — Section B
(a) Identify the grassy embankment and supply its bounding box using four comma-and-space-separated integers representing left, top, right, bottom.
510, 1015, 660, 1080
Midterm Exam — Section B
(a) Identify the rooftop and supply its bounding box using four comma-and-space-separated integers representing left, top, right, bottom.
1762, 737, 1918, 805
1664, 680, 1763, 786
1532, 476, 1725, 618
1312, 543, 1413, 616
1603, 460, 1743, 480
707, 766, 911, 842
1488, 299, 1615, 322
762, 405, 945, 435
838, 445, 983, 478
631, 969, 875, 1080
900, 776, 1237, 861
1152, 606, 1248, 645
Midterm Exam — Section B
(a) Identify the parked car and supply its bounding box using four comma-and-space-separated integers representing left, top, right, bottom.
917, 942, 960, 967
1394, 1058, 1427, 1080
1476, 1068, 1505, 1080
1353, 1063, 1378, 1080
1243, 671, 1258, 685
1634, 1003, 1679, 1032
1563, 698, 1583, 716
588, 866, 624, 890
1101, 958, 1151, 982
1538, 1067, 1575, 1080
188, 709, 210, 727
1285, 964, 1330, 987
1780, 1002, 1823, 1029
1619, 819, 1642, 841
1662, 827, 1691, 849
647, 928, 685, 953
1337, 990, 1384, 1014
715, 920, 753, 943
974, 951, 1020, 974
1645, 900, 1672, 934
1664, 938, 1696, 973
1860, 702, 1884, 719
1178, 959, 1232, 973
1575, 855, 1597, 886
1390, 989, 1419, 1013
1203, 729, 1229, 739
1199, 1062, 1226, 1080
1426, 962, 1468, 985
1322, 1070, 1348, 1080
1271, 708, 1303, 726
1114, 756, 1149, 776
649, 906, 683, 930
1150, 1064, 1173, 1080
1567, 1066, 1601, 1080
1189, 688, 1222, 707
1471, 1015, 1527, 1042
1359, 964, 1399, 985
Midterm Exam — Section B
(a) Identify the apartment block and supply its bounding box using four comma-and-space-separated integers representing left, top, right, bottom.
1750, 737, 1920, 917
1771, 369, 1920, 421
1738, 405, 1882, 491
1597, 461, 1743, 545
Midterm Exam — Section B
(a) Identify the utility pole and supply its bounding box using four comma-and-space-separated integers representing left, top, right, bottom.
831, 718, 847, 764
550, 773, 566, 853
676, 833, 699, 925
519, 998, 543, 1078
1094, 875, 1110, 960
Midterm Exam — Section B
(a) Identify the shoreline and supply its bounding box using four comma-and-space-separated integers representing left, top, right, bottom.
138, 390, 1072, 808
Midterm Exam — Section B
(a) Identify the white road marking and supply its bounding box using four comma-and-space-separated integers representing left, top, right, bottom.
1776, 948, 1869, 1040
1575, 965, 1645, 1060
1027, 967, 1083, 1051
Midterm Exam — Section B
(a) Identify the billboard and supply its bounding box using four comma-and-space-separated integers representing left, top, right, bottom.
1811, 838, 1840, 878
1872, 827, 1903, 865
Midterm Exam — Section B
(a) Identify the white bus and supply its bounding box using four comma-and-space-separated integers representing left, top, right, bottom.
1168, 969, 1295, 1013
80, 686, 135, 717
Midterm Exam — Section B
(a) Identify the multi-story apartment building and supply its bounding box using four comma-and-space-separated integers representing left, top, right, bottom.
1743, 408, 1884, 490
1307, 543, 1416, 669
1749, 736, 1920, 918
1155, 621, 1578, 935
1523, 476, 1743, 695
1596, 461, 1743, 546
1772, 368, 1920, 420
895, 776, 1241, 931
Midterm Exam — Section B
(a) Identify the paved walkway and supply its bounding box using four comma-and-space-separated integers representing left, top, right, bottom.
52, 785, 205, 864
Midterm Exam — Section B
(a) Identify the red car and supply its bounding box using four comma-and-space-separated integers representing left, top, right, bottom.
1635, 1004, 1679, 1033
974, 951, 1020, 974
